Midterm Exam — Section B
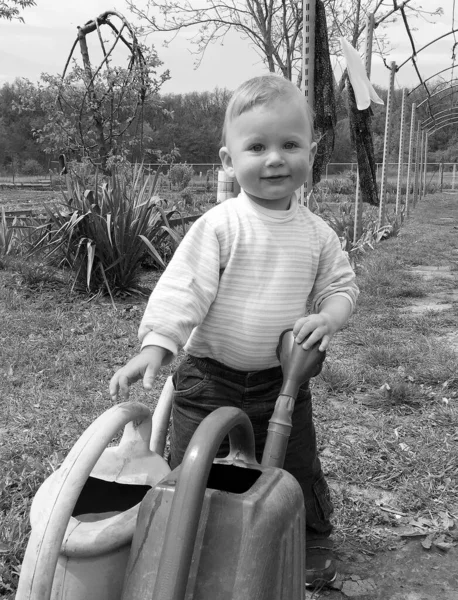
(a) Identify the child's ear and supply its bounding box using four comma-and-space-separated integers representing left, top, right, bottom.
219, 146, 236, 178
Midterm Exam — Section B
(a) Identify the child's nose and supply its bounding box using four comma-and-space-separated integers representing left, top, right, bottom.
265, 150, 285, 167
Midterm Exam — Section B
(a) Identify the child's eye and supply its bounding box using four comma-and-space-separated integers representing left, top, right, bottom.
284, 142, 298, 149
249, 144, 264, 152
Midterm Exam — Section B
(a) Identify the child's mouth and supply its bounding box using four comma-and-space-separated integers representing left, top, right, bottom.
262, 175, 289, 182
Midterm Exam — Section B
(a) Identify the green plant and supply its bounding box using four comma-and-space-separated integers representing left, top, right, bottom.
0, 209, 16, 256
21, 158, 43, 176
180, 186, 194, 205
28, 165, 176, 299
325, 177, 355, 196
169, 163, 194, 190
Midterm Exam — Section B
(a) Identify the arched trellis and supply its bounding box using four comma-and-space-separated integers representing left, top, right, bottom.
425, 118, 458, 135
416, 83, 458, 110
54, 10, 158, 172
422, 106, 458, 128
369, 2, 458, 225
409, 67, 458, 96
423, 112, 458, 133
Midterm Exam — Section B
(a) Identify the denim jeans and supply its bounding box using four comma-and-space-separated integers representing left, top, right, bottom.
169, 354, 333, 538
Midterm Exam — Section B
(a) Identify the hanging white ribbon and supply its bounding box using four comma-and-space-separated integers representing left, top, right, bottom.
340, 37, 384, 110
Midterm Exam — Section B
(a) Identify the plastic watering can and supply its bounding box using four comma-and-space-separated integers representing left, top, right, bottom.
122, 330, 325, 600
16, 378, 175, 600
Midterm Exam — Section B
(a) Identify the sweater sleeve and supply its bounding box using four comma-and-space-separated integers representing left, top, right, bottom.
309, 227, 359, 313
138, 216, 221, 354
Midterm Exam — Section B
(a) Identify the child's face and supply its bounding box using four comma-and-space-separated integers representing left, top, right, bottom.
219, 94, 316, 210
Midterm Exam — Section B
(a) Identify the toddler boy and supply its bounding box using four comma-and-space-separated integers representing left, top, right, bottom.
110, 74, 359, 587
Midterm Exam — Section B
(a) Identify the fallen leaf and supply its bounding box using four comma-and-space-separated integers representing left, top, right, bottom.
434, 540, 455, 551
422, 533, 434, 550
341, 578, 376, 597
438, 511, 454, 530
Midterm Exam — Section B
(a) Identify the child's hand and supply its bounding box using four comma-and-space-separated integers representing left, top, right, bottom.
293, 296, 353, 351
292, 314, 334, 352
109, 345, 168, 401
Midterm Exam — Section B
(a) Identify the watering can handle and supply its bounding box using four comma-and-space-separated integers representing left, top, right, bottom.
16, 402, 151, 600
151, 406, 256, 600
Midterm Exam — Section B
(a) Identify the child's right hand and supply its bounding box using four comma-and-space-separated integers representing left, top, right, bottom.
109, 345, 168, 401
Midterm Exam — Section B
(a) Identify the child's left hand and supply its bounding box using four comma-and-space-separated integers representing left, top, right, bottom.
293, 295, 353, 351
292, 314, 334, 352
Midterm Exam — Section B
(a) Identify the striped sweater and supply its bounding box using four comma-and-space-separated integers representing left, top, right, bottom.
139, 191, 359, 371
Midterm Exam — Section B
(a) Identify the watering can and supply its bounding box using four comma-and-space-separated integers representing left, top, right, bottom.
16, 378, 175, 600
122, 330, 325, 600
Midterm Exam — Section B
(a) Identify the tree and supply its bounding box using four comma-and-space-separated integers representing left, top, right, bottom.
0, 79, 47, 170
0, 0, 35, 21
126, 0, 443, 88
20, 11, 170, 172
146, 88, 230, 162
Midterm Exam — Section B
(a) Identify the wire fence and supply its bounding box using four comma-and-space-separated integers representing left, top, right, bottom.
1, 162, 457, 190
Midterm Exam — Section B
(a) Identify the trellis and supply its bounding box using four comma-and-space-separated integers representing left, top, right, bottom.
375, 1, 458, 226
302, 1, 458, 232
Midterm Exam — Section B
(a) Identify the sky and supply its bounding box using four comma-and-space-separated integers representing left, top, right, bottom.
0, 0, 455, 95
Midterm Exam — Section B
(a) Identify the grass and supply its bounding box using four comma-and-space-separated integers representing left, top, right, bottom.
310, 193, 458, 555
1, 192, 458, 595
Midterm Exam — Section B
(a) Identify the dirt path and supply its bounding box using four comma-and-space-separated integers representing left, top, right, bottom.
313, 194, 458, 599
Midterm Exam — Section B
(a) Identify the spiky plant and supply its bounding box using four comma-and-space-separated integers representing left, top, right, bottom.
28, 165, 180, 299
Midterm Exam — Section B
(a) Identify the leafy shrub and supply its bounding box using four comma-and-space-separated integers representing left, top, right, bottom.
0, 209, 16, 256
21, 159, 43, 176
325, 177, 355, 195
28, 165, 179, 299
180, 187, 194, 205
344, 169, 358, 185
169, 163, 194, 190
320, 202, 403, 268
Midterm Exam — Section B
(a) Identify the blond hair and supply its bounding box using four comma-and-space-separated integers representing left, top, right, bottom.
221, 74, 315, 145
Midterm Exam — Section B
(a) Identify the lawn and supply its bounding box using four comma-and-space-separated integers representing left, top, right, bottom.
1, 191, 457, 597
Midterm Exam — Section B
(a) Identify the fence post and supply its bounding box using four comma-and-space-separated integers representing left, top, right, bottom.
453, 164, 457, 190
301, 0, 316, 207
413, 122, 421, 206
422, 131, 428, 199
439, 162, 444, 193
405, 102, 416, 217
395, 89, 407, 215
378, 61, 396, 229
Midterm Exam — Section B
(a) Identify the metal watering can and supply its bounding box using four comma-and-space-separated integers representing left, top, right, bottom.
16, 379, 175, 600
122, 330, 325, 600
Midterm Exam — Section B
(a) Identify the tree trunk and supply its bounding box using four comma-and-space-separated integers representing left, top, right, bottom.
77, 27, 110, 171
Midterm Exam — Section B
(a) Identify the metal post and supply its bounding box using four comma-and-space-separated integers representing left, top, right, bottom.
354, 12, 374, 244
422, 132, 428, 199
418, 129, 425, 201
417, 129, 424, 203
302, 0, 316, 207
453, 164, 456, 190
378, 61, 396, 229
413, 122, 421, 206
439, 161, 444, 193
364, 13, 375, 78
353, 170, 361, 244
405, 102, 416, 217
395, 89, 407, 215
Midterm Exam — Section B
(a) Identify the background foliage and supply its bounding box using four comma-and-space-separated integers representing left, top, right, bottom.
1, 78, 457, 175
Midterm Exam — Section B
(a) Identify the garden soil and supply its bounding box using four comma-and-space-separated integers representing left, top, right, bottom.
316, 194, 458, 600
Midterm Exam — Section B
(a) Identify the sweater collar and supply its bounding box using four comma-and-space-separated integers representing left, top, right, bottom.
240, 190, 299, 222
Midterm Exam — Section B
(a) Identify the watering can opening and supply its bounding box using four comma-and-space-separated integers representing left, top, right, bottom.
206, 463, 262, 494
72, 476, 153, 521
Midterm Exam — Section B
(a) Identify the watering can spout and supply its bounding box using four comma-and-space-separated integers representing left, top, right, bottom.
261, 330, 325, 468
